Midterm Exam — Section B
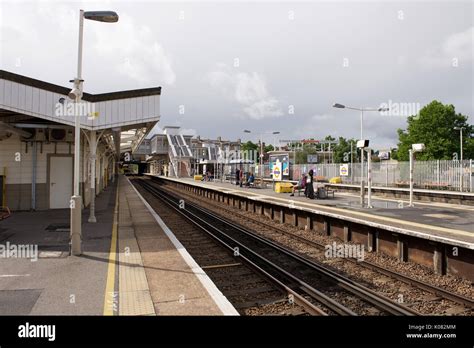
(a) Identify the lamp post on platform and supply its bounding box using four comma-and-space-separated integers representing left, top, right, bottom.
69, 10, 118, 256
244, 130, 280, 187
454, 126, 464, 191
333, 103, 388, 208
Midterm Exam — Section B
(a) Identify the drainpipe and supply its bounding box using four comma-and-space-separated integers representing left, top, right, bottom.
31, 141, 37, 210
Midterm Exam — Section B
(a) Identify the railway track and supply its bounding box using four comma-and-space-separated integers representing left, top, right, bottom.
132, 178, 322, 316
134, 177, 418, 316
153, 177, 474, 314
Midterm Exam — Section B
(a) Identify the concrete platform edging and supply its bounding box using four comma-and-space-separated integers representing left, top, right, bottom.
126, 177, 239, 316
155, 176, 474, 250
154, 175, 474, 282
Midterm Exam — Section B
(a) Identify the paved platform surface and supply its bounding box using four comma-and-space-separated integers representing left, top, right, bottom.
0, 181, 116, 315
123, 176, 237, 315
154, 176, 474, 248
328, 182, 474, 195
0, 175, 237, 315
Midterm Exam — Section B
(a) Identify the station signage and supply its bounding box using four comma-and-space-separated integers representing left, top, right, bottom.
339, 164, 349, 176
273, 162, 282, 181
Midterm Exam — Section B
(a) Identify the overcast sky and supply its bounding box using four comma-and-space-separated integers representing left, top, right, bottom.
1, 0, 472, 149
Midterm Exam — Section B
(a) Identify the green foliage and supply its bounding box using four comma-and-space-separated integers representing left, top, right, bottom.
290, 136, 360, 164
332, 137, 360, 163
241, 140, 258, 152
294, 147, 316, 164
396, 100, 473, 161
264, 144, 274, 152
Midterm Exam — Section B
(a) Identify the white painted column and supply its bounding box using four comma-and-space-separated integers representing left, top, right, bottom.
367, 149, 372, 208
409, 149, 414, 207
88, 130, 97, 223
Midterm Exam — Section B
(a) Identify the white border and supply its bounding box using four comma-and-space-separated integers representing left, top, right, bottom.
127, 177, 239, 316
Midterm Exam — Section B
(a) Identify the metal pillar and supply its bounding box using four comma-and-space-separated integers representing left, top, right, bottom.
409, 149, 414, 207
367, 149, 372, 208
70, 10, 84, 256
31, 141, 37, 210
470, 159, 473, 193
360, 148, 365, 207
88, 130, 97, 223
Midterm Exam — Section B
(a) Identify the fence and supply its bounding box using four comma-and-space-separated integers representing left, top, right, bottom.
253, 160, 474, 192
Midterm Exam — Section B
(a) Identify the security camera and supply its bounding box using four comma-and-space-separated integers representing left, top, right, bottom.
357, 139, 369, 149
68, 87, 82, 100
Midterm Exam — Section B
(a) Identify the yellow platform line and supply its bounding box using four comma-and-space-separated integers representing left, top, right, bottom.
103, 182, 119, 315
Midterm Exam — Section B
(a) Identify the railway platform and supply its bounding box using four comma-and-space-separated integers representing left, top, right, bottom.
153, 176, 474, 244
151, 175, 474, 281
0, 175, 238, 315
0, 181, 116, 315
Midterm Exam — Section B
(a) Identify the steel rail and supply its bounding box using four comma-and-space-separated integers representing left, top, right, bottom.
137, 179, 417, 316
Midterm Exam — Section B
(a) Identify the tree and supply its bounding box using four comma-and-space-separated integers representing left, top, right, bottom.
264, 144, 274, 153
332, 137, 360, 163
241, 140, 258, 152
396, 100, 473, 161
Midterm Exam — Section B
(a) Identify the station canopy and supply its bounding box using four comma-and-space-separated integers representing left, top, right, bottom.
0, 70, 161, 154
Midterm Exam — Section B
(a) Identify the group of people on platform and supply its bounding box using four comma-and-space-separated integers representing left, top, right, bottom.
290, 169, 315, 199
233, 167, 315, 198
201, 171, 213, 182
235, 168, 255, 187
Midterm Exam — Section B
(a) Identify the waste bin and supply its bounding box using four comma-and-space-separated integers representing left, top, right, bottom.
317, 187, 327, 199
275, 182, 293, 193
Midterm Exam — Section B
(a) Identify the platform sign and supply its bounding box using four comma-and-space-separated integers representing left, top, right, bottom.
273, 162, 282, 181
339, 164, 349, 176
307, 154, 318, 163
378, 151, 390, 160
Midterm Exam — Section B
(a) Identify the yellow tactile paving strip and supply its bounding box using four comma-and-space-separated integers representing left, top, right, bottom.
118, 189, 155, 316
122, 177, 236, 315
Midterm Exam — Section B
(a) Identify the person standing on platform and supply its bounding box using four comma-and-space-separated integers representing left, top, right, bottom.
305, 169, 315, 199
235, 168, 240, 186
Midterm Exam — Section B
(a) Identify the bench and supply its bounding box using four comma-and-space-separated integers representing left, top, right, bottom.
296, 186, 336, 198
326, 188, 336, 198
253, 178, 267, 188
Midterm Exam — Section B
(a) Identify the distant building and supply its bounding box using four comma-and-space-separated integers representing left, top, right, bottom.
144, 128, 242, 178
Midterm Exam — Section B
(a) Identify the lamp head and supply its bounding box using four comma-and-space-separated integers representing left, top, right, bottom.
356, 139, 369, 149
68, 87, 82, 100
84, 11, 119, 23
412, 143, 425, 153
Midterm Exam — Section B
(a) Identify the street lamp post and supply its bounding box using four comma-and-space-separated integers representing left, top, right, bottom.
409, 143, 425, 207
333, 103, 388, 208
454, 127, 464, 191
69, 10, 118, 256
244, 130, 279, 187
366, 148, 372, 208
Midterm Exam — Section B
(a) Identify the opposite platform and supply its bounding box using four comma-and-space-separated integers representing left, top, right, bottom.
152, 175, 474, 248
